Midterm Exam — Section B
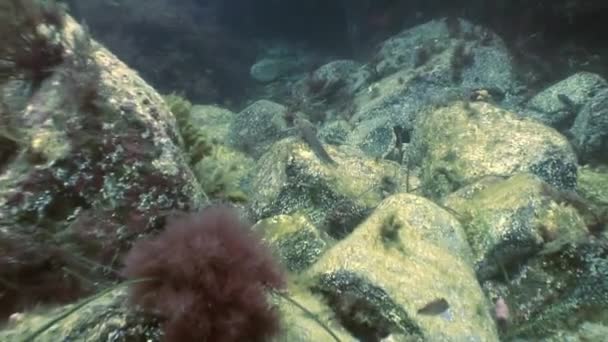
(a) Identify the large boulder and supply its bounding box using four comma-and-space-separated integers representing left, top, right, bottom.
410, 101, 577, 198
523, 72, 607, 129
248, 137, 410, 239
350, 18, 522, 133
570, 88, 608, 163
0, 9, 202, 320
305, 193, 498, 341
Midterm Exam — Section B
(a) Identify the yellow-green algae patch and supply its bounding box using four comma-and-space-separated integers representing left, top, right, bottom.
443, 173, 589, 279
413, 101, 575, 198
274, 282, 355, 342
307, 193, 497, 341
250, 137, 408, 224
254, 213, 332, 273
578, 165, 608, 207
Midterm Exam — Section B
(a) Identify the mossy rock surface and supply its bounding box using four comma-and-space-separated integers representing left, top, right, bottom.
0, 288, 160, 342
228, 99, 290, 158
0, 13, 202, 320
443, 173, 589, 280
188, 104, 234, 144
578, 165, 608, 207
412, 101, 577, 198
253, 213, 331, 273
248, 138, 408, 239
445, 175, 607, 340
306, 193, 497, 341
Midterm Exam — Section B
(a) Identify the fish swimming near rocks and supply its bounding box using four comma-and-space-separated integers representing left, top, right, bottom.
294, 117, 337, 165
417, 298, 449, 315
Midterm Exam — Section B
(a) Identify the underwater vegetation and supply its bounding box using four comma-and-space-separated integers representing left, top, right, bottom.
164, 94, 251, 202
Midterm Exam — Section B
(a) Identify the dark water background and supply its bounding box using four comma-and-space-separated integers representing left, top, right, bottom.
67, 0, 608, 106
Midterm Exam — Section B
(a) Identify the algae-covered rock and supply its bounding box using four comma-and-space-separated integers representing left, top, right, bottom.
350, 17, 521, 133
164, 98, 253, 202
274, 285, 355, 342
0, 10, 201, 319
288, 59, 371, 113
524, 71, 607, 129
306, 59, 371, 98
482, 233, 608, 341
248, 137, 408, 239
188, 104, 235, 145
3, 283, 357, 342
443, 173, 608, 340
253, 214, 331, 273
318, 119, 353, 145
192, 144, 254, 202
570, 87, 608, 163
2, 279, 354, 342
443, 173, 589, 280
411, 101, 577, 198
537, 322, 608, 342
346, 116, 397, 159
228, 99, 290, 158
0, 287, 160, 342
306, 193, 496, 341
578, 165, 608, 207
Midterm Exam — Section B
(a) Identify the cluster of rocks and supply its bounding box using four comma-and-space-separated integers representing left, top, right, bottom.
2, 7, 607, 342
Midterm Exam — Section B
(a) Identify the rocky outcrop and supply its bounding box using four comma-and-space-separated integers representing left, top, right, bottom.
0, 8, 202, 320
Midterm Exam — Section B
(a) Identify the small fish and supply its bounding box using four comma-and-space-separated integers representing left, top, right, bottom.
294, 117, 337, 165
417, 298, 449, 315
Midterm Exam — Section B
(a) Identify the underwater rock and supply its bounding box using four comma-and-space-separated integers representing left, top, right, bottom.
524, 72, 607, 129
544, 322, 608, 342
188, 104, 235, 144
528, 156, 578, 191
275, 287, 355, 342
0, 272, 356, 342
228, 99, 291, 158
577, 166, 608, 208
318, 119, 353, 145
570, 87, 608, 163
170, 102, 253, 201
346, 116, 397, 159
0, 287, 161, 341
284, 59, 370, 124
307, 59, 371, 98
373, 18, 476, 77
350, 18, 520, 133
253, 213, 331, 273
306, 193, 497, 341
248, 138, 408, 239
192, 144, 254, 202
480, 221, 608, 340
443, 173, 589, 281
410, 101, 577, 198
0, 13, 202, 320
